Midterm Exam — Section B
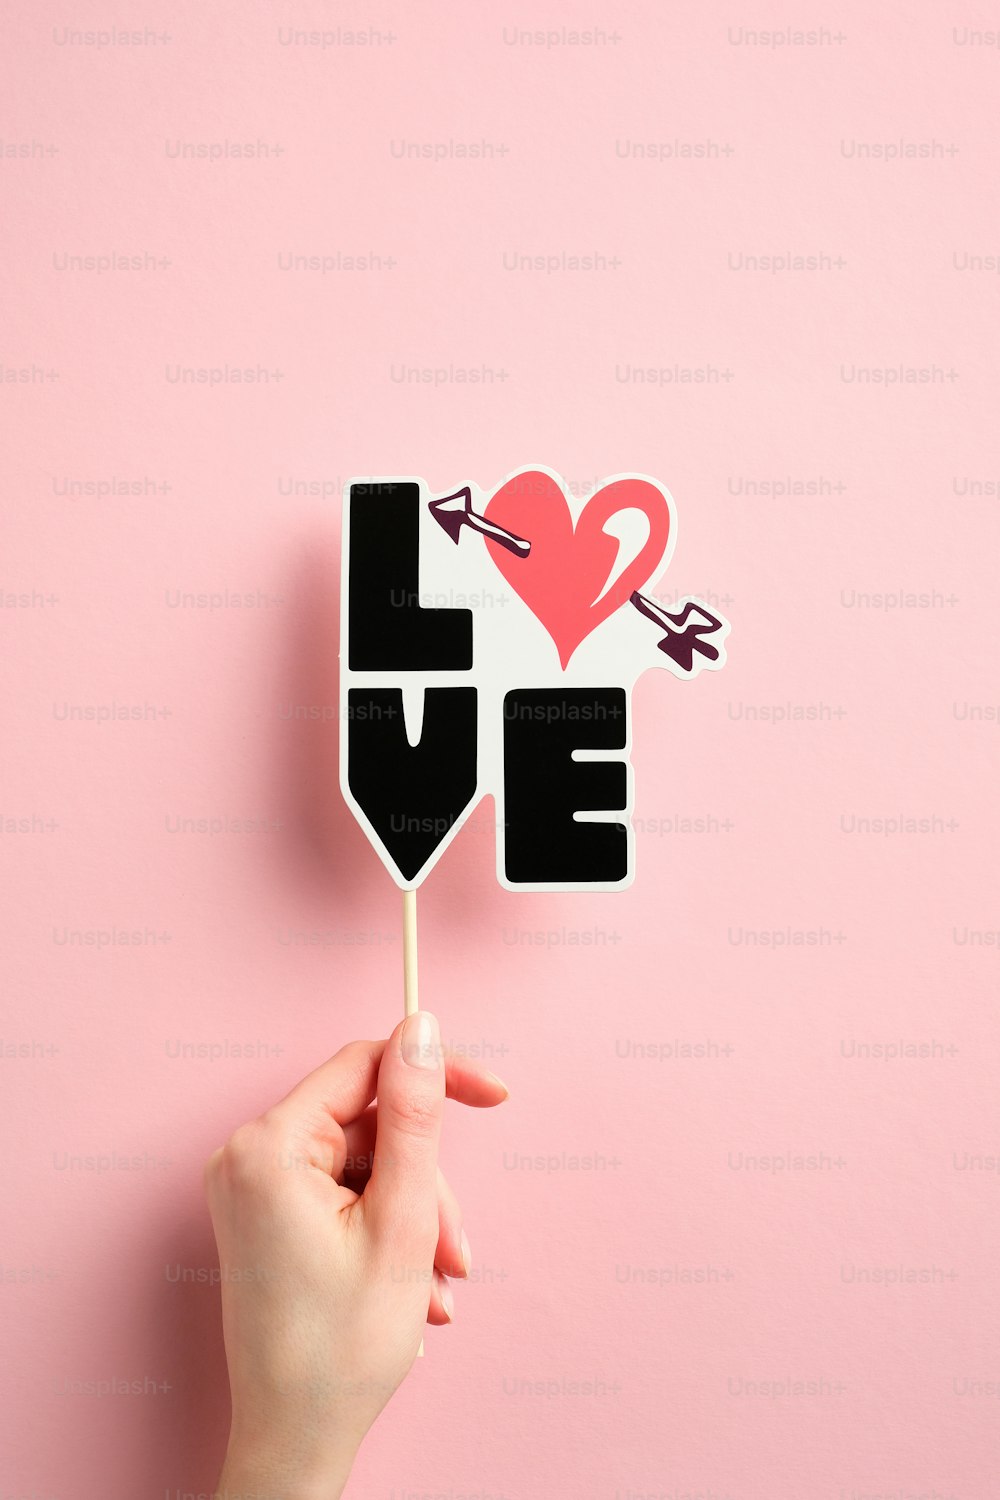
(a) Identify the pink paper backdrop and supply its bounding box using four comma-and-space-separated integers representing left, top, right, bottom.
3, 2, 998, 1495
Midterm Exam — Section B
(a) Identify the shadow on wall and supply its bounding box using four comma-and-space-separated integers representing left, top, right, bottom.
128, 1200, 231, 1495
135, 530, 386, 1492
269, 527, 387, 917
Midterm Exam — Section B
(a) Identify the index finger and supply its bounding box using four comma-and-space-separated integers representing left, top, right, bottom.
268, 1038, 508, 1133
271, 1038, 386, 1131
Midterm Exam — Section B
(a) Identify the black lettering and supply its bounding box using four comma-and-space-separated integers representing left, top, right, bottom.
348, 482, 472, 669
348, 688, 478, 881
502, 689, 628, 884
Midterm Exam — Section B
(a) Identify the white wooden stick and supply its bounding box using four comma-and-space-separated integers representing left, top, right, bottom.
402, 887, 425, 1358
402, 887, 418, 1017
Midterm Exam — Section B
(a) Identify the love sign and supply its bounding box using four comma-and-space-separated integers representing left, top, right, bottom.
339, 467, 729, 892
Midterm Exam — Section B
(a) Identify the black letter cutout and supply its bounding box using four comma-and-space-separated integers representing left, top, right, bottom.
347, 688, 478, 882
348, 482, 472, 670
503, 689, 628, 884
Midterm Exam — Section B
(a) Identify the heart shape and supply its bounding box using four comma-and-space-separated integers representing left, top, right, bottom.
484, 472, 671, 668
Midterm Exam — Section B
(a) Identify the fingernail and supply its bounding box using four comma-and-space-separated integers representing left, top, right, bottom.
440, 1277, 454, 1322
486, 1070, 510, 1099
402, 1010, 440, 1069
460, 1230, 472, 1277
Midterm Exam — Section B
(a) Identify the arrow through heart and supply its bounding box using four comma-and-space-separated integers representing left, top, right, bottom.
481, 471, 672, 668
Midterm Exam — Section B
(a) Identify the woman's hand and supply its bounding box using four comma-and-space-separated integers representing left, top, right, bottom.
205, 1010, 508, 1499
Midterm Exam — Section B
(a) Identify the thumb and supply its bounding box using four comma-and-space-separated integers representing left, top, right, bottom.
364, 1010, 445, 1253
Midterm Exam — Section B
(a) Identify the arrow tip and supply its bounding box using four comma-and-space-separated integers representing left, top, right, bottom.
428, 489, 471, 545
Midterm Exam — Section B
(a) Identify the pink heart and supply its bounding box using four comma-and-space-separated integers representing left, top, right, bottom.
484, 472, 671, 668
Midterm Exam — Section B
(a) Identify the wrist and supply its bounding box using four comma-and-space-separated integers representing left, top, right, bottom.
216, 1429, 357, 1500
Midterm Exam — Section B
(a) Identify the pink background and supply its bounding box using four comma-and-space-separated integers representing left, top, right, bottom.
3, 2, 999, 1495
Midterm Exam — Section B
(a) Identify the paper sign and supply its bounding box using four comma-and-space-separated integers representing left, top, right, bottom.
339, 467, 729, 891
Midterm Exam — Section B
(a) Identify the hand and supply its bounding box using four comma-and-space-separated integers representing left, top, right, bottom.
205, 1010, 508, 1499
